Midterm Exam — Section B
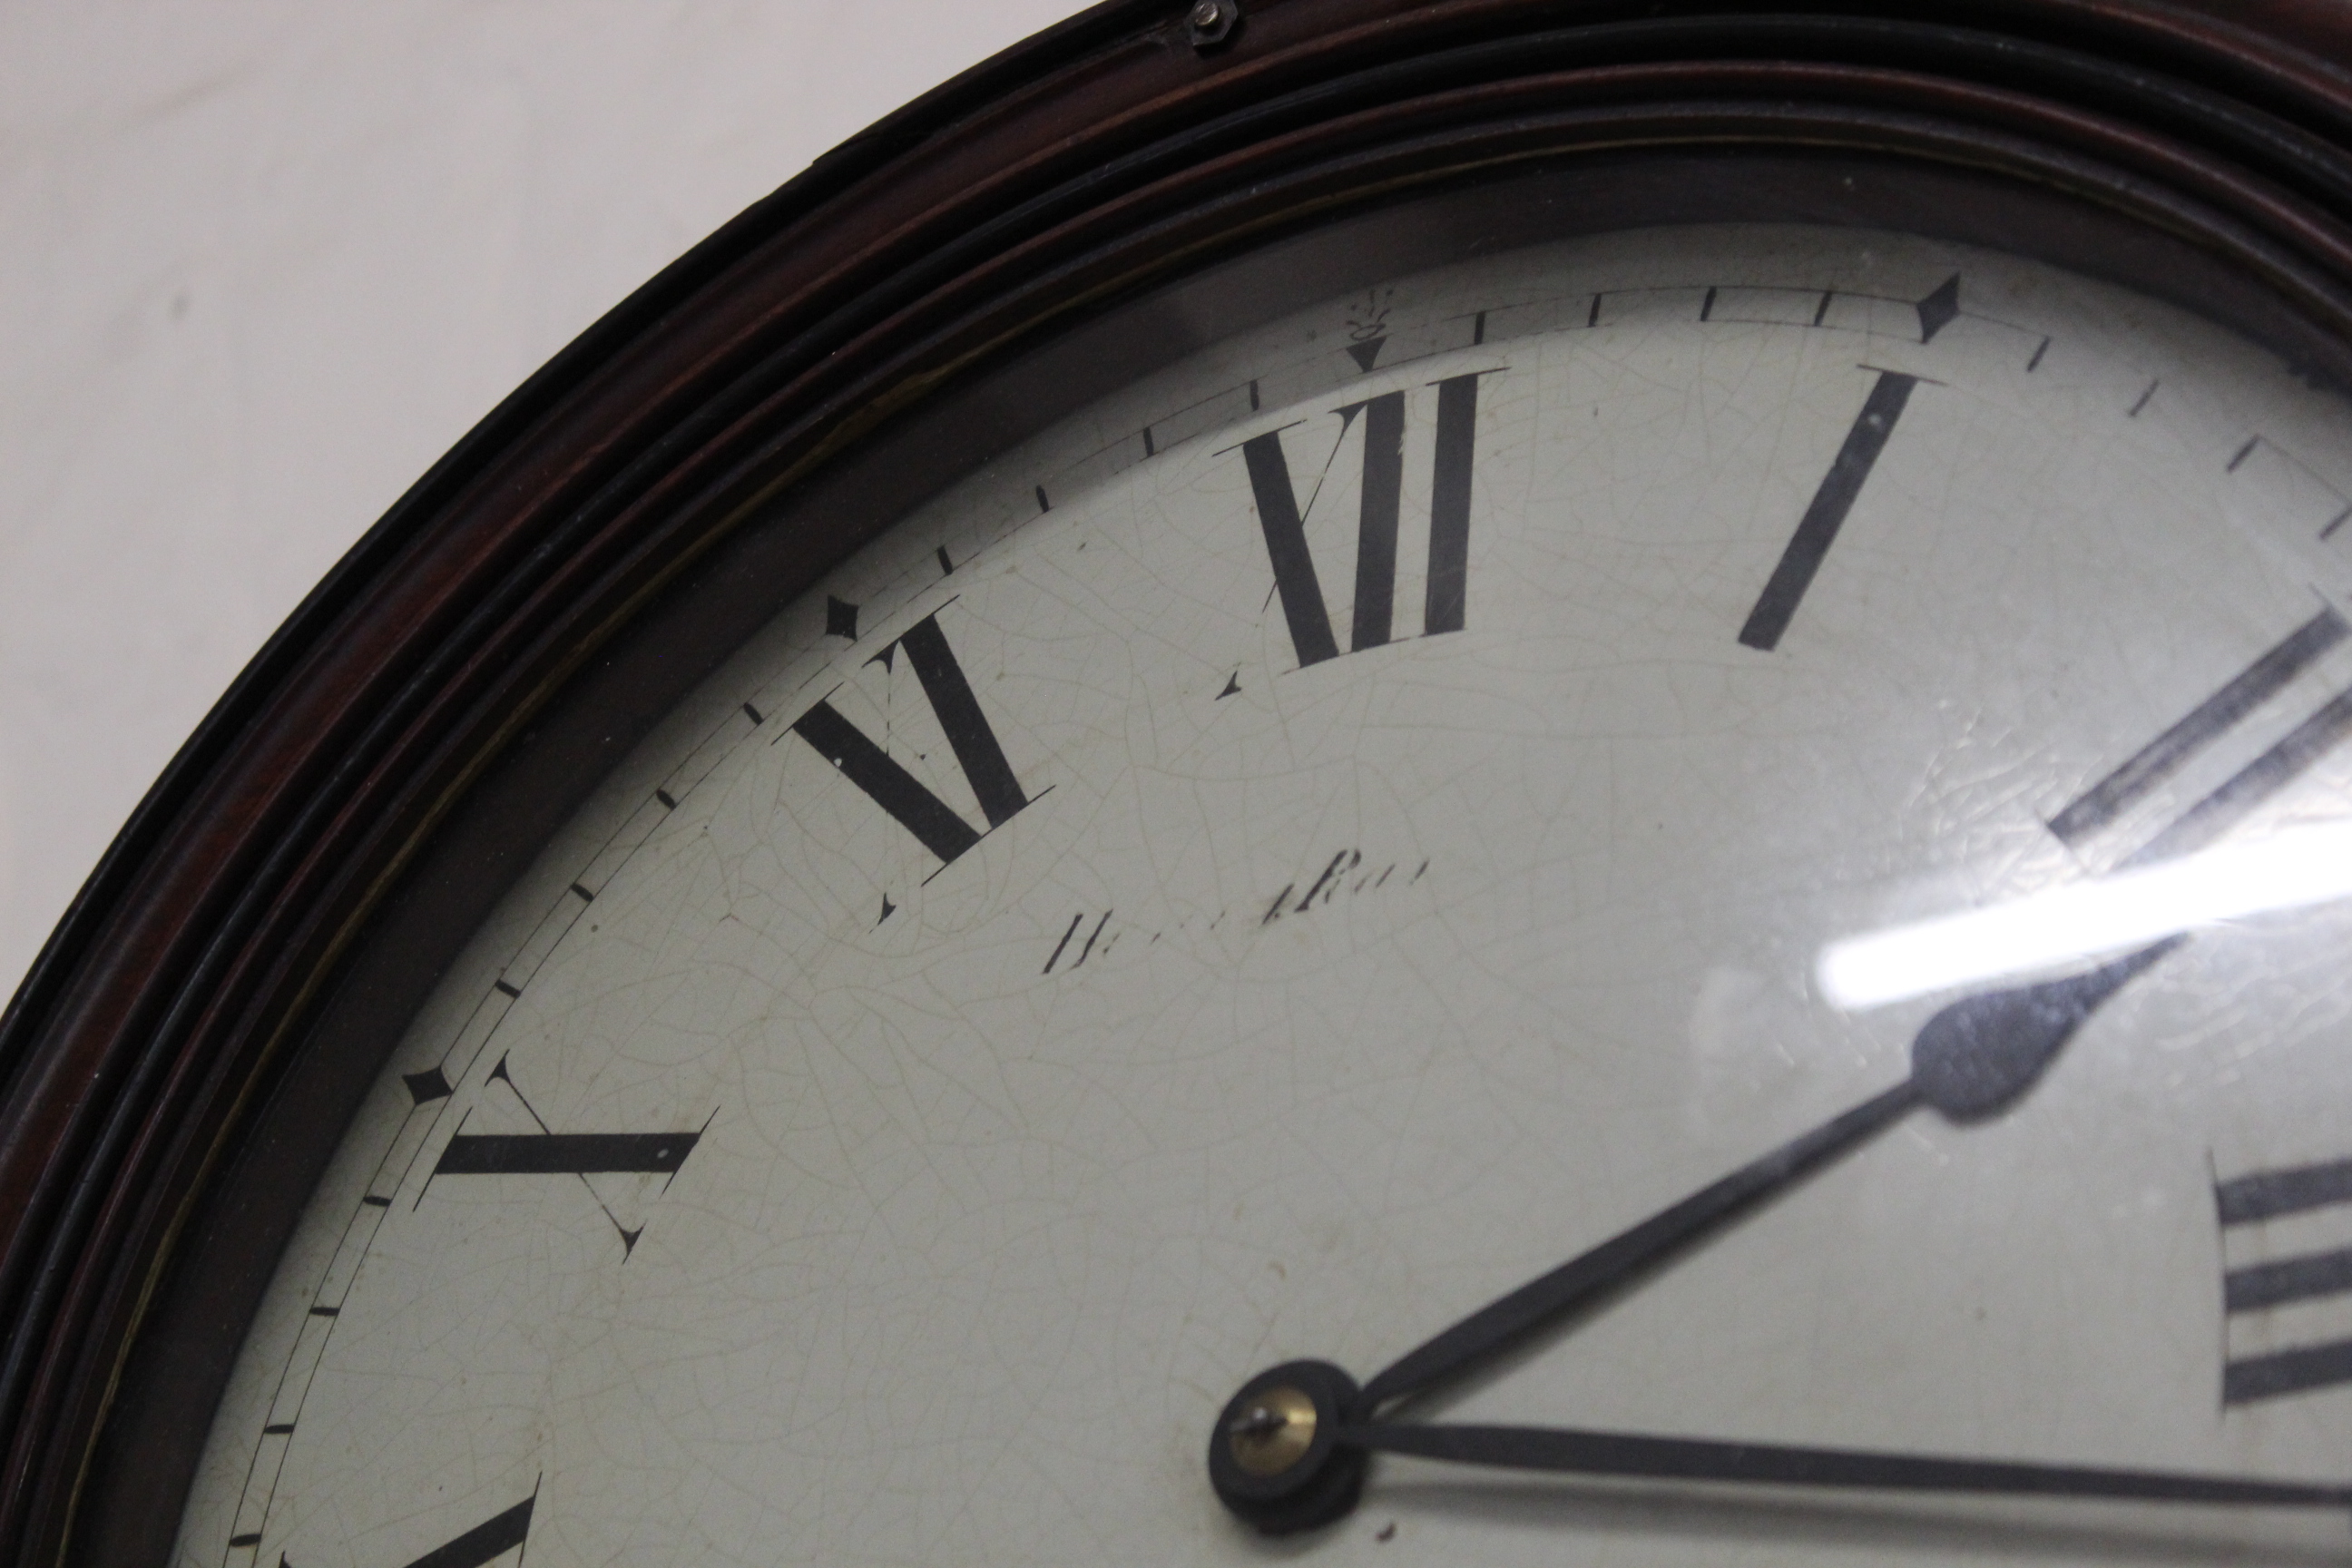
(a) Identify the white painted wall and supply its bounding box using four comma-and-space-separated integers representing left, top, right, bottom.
0, 1, 1081, 1000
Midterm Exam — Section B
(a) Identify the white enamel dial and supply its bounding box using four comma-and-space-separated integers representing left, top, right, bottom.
175, 224, 2352, 1566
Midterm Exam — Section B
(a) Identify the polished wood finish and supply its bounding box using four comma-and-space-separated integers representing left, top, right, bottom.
9, 3, 2352, 1562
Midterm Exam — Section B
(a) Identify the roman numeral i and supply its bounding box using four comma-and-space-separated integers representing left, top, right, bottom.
1240, 370, 1491, 670
1735, 275, 1962, 651
1739, 370, 1918, 652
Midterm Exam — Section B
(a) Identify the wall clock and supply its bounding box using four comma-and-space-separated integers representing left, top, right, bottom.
15, 1, 2352, 1563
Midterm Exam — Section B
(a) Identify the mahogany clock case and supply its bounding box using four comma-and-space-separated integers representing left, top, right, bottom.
11, 2, 2352, 1563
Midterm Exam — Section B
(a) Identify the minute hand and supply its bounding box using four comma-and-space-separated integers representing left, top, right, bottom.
1354, 936, 2181, 1415
1339, 1419, 2352, 1510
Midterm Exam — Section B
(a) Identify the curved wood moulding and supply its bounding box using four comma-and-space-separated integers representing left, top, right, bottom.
5, 2, 2352, 1562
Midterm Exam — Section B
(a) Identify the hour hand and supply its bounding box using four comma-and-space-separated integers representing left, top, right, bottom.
1357, 937, 2180, 1416
1208, 938, 2181, 1534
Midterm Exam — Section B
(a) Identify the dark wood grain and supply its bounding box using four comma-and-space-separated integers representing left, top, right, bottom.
9, 3, 2352, 1563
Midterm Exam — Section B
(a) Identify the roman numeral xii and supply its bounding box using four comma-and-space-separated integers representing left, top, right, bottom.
1240, 371, 1491, 669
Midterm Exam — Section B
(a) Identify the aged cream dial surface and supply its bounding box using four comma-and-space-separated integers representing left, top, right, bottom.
175, 223, 2352, 1565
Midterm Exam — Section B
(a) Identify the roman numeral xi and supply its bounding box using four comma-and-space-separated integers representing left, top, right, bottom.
1241, 371, 1490, 669
790, 611, 1032, 869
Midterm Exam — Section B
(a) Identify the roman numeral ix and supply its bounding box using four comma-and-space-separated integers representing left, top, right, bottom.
1240, 370, 1490, 670
790, 610, 1032, 868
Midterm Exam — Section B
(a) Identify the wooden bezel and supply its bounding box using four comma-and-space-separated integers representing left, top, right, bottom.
9, 3, 2352, 1562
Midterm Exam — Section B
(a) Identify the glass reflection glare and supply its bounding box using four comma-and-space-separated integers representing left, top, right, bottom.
1818, 820, 2352, 1009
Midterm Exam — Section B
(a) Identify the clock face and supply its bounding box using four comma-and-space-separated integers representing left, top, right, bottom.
173, 221, 2352, 1566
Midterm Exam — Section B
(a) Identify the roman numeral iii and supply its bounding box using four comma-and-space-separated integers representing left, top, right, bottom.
1240, 370, 1490, 669
2216, 1154, 2352, 1405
